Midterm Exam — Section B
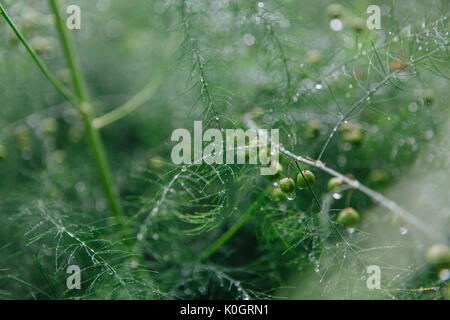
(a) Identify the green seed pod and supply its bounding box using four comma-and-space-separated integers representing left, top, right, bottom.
337, 207, 360, 227
279, 177, 295, 194
42, 118, 58, 135
266, 186, 286, 201
297, 170, 315, 190
51, 150, 66, 165
55, 68, 72, 84
327, 177, 345, 191
425, 244, 450, 270
341, 122, 365, 146
305, 120, 321, 139
14, 126, 32, 150
368, 169, 389, 185
326, 4, 345, 19
149, 156, 165, 170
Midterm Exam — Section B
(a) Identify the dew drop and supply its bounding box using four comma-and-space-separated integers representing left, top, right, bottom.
329, 19, 343, 31
332, 192, 342, 200
286, 192, 296, 200
399, 226, 408, 235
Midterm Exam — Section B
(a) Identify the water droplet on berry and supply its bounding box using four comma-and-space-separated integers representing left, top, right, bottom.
333, 193, 342, 199
286, 192, 296, 200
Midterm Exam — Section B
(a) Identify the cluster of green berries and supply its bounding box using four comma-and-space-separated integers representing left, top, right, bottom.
341, 122, 365, 146
279, 169, 316, 194
326, 176, 361, 228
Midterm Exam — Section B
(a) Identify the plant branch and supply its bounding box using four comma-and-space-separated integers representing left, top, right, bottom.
48, 0, 88, 101
0, 3, 78, 105
316, 46, 445, 161
92, 74, 163, 129
245, 119, 444, 243
48, 0, 127, 237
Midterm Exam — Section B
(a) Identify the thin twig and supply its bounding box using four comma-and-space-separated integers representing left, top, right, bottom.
245, 119, 444, 243
317, 47, 445, 161
0, 3, 78, 105
48, 0, 127, 236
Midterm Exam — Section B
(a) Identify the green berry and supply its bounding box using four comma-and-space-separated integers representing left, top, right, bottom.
326, 4, 345, 19
55, 68, 72, 84
296, 170, 315, 190
42, 118, 58, 135
150, 156, 165, 170
337, 207, 360, 227
14, 126, 31, 150
279, 177, 295, 194
341, 122, 364, 146
305, 120, 321, 139
267, 186, 286, 201
425, 244, 450, 270
327, 177, 345, 191
368, 169, 389, 185
68, 125, 84, 143
51, 150, 66, 165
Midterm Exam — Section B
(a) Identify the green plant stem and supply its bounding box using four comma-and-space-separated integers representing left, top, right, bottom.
80, 103, 126, 229
199, 195, 264, 261
0, 3, 77, 105
48, 0, 88, 101
48, 0, 127, 236
93, 75, 163, 129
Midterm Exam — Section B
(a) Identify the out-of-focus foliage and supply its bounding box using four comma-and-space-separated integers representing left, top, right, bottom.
0, 0, 449, 299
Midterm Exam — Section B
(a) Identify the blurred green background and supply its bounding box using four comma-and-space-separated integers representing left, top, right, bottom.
0, 0, 449, 299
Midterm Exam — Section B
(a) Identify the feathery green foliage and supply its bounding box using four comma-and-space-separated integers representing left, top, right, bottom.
0, 0, 449, 299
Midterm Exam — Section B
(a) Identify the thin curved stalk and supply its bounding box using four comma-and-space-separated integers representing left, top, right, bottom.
47, 0, 127, 237
0, 3, 78, 105
93, 75, 163, 129
317, 47, 444, 161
